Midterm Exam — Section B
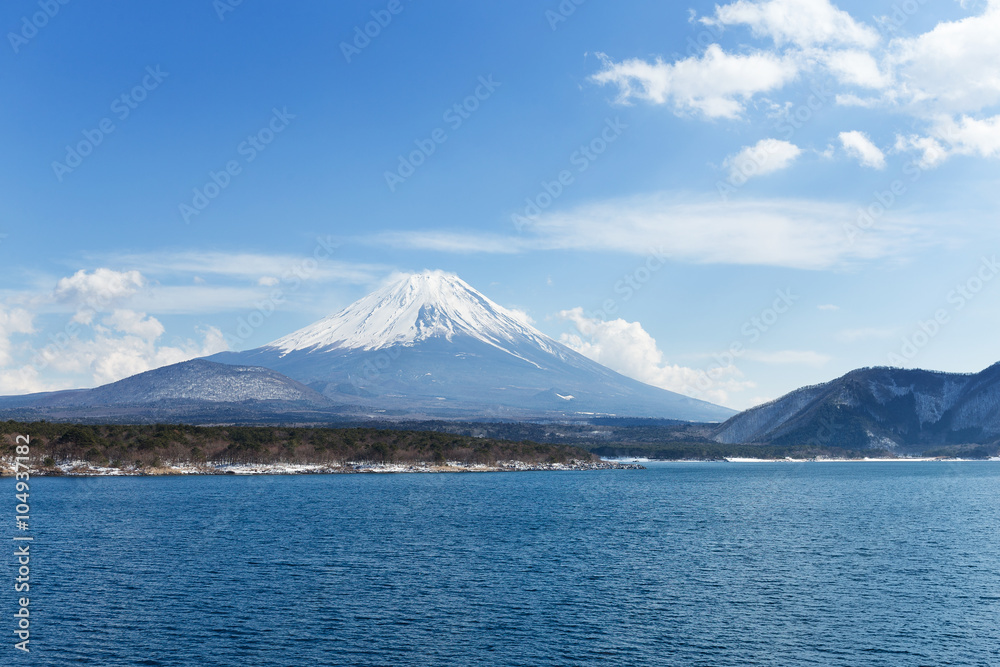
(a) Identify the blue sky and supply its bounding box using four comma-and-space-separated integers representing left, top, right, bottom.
2, 0, 999, 410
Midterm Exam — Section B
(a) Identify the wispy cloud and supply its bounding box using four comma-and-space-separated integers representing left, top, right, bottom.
96, 250, 390, 285
365, 232, 526, 255
366, 194, 925, 270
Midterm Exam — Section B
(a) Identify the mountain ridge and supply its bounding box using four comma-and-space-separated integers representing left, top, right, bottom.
714, 363, 1000, 450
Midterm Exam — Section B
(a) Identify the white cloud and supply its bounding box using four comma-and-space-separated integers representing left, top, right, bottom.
18, 254, 394, 319
54, 268, 145, 310
894, 132, 949, 168
839, 130, 886, 168
530, 195, 913, 270
835, 93, 881, 107
0, 307, 229, 394
724, 138, 802, 181
103, 309, 165, 341
817, 303, 839, 311
824, 49, 889, 88
130, 285, 304, 315
363, 231, 523, 255
87, 324, 228, 386
0, 366, 47, 395
591, 0, 1000, 175
0, 308, 34, 367
885, 2, 1000, 115
558, 307, 751, 405
590, 45, 798, 118
0, 266, 240, 393
940, 113, 1000, 158
101, 251, 389, 285
32, 316, 229, 388
895, 113, 1000, 167
703, 0, 879, 49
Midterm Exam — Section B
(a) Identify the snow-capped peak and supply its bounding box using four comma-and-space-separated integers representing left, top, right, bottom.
267, 270, 559, 356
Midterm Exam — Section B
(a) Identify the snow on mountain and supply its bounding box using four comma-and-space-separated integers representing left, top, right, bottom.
77, 359, 331, 405
209, 270, 737, 422
269, 270, 561, 359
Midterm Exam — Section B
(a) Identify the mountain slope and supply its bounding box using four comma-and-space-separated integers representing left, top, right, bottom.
270, 270, 558, 355
209, 271, 736, 422
0, 359, 337, 422
714, 364, 1000, 450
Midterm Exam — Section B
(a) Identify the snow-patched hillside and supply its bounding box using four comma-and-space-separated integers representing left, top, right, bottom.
269, 270, 562, 359
0, 359, 336, 423
714, 364, 1000, 448
42, 359, 331, 406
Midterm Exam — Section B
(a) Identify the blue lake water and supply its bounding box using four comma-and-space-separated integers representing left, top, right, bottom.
8, 462, 1000, 666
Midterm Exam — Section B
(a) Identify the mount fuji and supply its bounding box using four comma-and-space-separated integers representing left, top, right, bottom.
208, 270, 735, 421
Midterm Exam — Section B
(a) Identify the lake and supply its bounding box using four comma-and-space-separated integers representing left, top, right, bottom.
11, 462, 1000, 665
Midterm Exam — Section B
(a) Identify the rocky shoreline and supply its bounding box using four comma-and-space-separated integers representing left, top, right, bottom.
1, 458, 645, 477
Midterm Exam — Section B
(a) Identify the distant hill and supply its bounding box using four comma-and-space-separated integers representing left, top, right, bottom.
0, 359, 342, 423
714, 363, 1000, 452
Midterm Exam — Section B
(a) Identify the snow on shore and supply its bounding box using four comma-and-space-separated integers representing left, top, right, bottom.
0, 458, 644, 477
